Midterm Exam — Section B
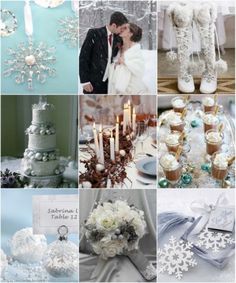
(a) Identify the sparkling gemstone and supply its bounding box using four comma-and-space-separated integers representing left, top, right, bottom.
201, 163, 211, 172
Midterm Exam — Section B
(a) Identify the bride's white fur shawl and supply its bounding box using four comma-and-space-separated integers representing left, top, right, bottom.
109, 44, 146, 93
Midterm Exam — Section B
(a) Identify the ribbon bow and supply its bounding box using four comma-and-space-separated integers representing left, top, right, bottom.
190, 193, 230, 234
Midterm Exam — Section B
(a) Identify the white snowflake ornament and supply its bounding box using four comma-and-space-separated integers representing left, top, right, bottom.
58, 15, 78, 47
196, 228, 235, 253
3, 39, 56, 90
158, 236, 197, 280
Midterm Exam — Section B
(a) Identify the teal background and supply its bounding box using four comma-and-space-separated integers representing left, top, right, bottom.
1, 0, 78, 95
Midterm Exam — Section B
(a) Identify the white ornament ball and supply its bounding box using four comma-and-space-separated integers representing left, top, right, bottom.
43, 240, 78, 278
119, 150, 126, 157
42, 156, 48, 162
24, 168, 31, 175
31, 171, 36, 176
25, 55, 36, 66
46, 130, 51, 135
96, 164, 104, 172
10, 228, 47, 264
55, 169, 60, 175
30, 155, 35, 161
23, 152, 28, 158
40, 129, 46, 135
82, 181, 92, 188
35, 152, 42, 161
49, 153, 55, 160
1, 249, 8, 277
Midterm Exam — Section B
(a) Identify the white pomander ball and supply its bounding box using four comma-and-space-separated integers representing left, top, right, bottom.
40, 129, 46, 135
96, 164, 104, 172
43, 240, 78, 278
42, 156, 48, 162
10, 228, 47, 264
1, 249, 8, 277
215, 59, 228, 74
119, 150, 126, 157
46, 129, 51, 135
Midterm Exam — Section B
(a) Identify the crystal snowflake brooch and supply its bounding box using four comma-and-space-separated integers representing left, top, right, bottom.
58, 15, 78, 47
3, 39, 56, 90
158, 236, 197, 280
196, 228, 235, 253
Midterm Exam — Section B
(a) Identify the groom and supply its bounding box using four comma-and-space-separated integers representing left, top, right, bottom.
79, 12, 128, 94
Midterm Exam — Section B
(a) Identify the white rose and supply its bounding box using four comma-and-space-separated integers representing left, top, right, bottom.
96, 211, 118, 231
92, 238, 127, 260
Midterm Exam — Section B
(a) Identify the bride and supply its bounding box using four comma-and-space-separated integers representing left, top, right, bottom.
108, 23, 148, 94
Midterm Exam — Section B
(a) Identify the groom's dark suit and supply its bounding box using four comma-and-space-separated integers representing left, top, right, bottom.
79, 26, 122, 94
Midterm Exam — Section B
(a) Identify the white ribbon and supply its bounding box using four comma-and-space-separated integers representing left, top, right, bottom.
71, 0, 79, 14
190, 193, 230, 235
24, 0, 33, 37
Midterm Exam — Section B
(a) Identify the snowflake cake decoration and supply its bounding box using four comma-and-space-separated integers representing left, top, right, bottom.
158, 236, 197, 280
196, 228, 235, 253
3, 39, 56, 90
58, 15, 78, 47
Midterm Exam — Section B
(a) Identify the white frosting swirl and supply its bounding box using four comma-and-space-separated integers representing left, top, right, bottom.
168, 113, 183, 125
206, 132, 222, 143
165, 133, 180, 145
203, 114, 218, 125
213, 153, 228, 168
172, 98, 186, 108
160, 154, 179, 170
203, 97, 214, 106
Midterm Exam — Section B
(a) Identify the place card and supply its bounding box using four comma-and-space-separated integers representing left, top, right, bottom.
33, 194, 78, 235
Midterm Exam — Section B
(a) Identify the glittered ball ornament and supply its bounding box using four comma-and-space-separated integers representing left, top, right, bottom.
10, 228, 47, 264
43, 226, 78, 278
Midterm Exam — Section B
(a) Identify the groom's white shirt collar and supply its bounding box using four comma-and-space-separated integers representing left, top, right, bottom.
106, 26, 112, 36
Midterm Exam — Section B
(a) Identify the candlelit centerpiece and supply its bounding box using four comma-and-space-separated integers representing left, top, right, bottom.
79, 101, 137, 188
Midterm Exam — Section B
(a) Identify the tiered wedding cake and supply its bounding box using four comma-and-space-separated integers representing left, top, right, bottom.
22, 98, 65, 187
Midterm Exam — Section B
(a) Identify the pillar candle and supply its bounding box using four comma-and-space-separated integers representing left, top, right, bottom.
132, 107, 136, 133
93, 122, 100, 158
110, 131, 115, 161
99, 124, 104, 164
123, 103, 128, 135
115, 116, 119, 152
128, 100, 131, 125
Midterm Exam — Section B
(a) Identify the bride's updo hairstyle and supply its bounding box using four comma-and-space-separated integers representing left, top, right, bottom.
129, 23, 142, 42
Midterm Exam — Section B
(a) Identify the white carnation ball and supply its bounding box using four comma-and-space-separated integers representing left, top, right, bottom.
10, 228, 47, 264
96, 164, 104, 172
119, 150, 126, 157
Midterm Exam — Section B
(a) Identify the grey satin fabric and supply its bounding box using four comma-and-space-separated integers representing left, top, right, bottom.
79, 189, 156, 282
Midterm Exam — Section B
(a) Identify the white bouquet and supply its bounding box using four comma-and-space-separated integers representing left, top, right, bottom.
84, 200, 147, 260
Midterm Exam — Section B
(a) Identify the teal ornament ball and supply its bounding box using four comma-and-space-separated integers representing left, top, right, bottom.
181, 173, 192, 184
191, 120, 199, 128
201, 163, 211, 172
158, 178, 169, 188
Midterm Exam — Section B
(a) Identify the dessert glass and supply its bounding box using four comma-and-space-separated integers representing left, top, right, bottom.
169, 113, 185, 133
165, 131, 181, 153
202, 97, 215, 113
160, 152, 182, 185
203, 112, 219, 133
171, 97, 186, 113
211, 151, 228, 181
205, 129, 224, 155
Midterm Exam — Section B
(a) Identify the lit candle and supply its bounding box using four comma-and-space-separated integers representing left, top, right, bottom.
99, 124, 104, 164
132, 107, 136, 133
93, 122, 100, 158
128, 100, 131, 125
123, 103, 128, 135
115, 116, 119, 152
110, 130, 115, 161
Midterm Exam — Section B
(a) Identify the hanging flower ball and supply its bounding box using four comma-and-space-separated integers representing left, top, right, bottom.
82, 181, 92, 188
10, 228, 47, 264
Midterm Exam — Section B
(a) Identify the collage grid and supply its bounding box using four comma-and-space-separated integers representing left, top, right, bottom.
0, 0, 235, 282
